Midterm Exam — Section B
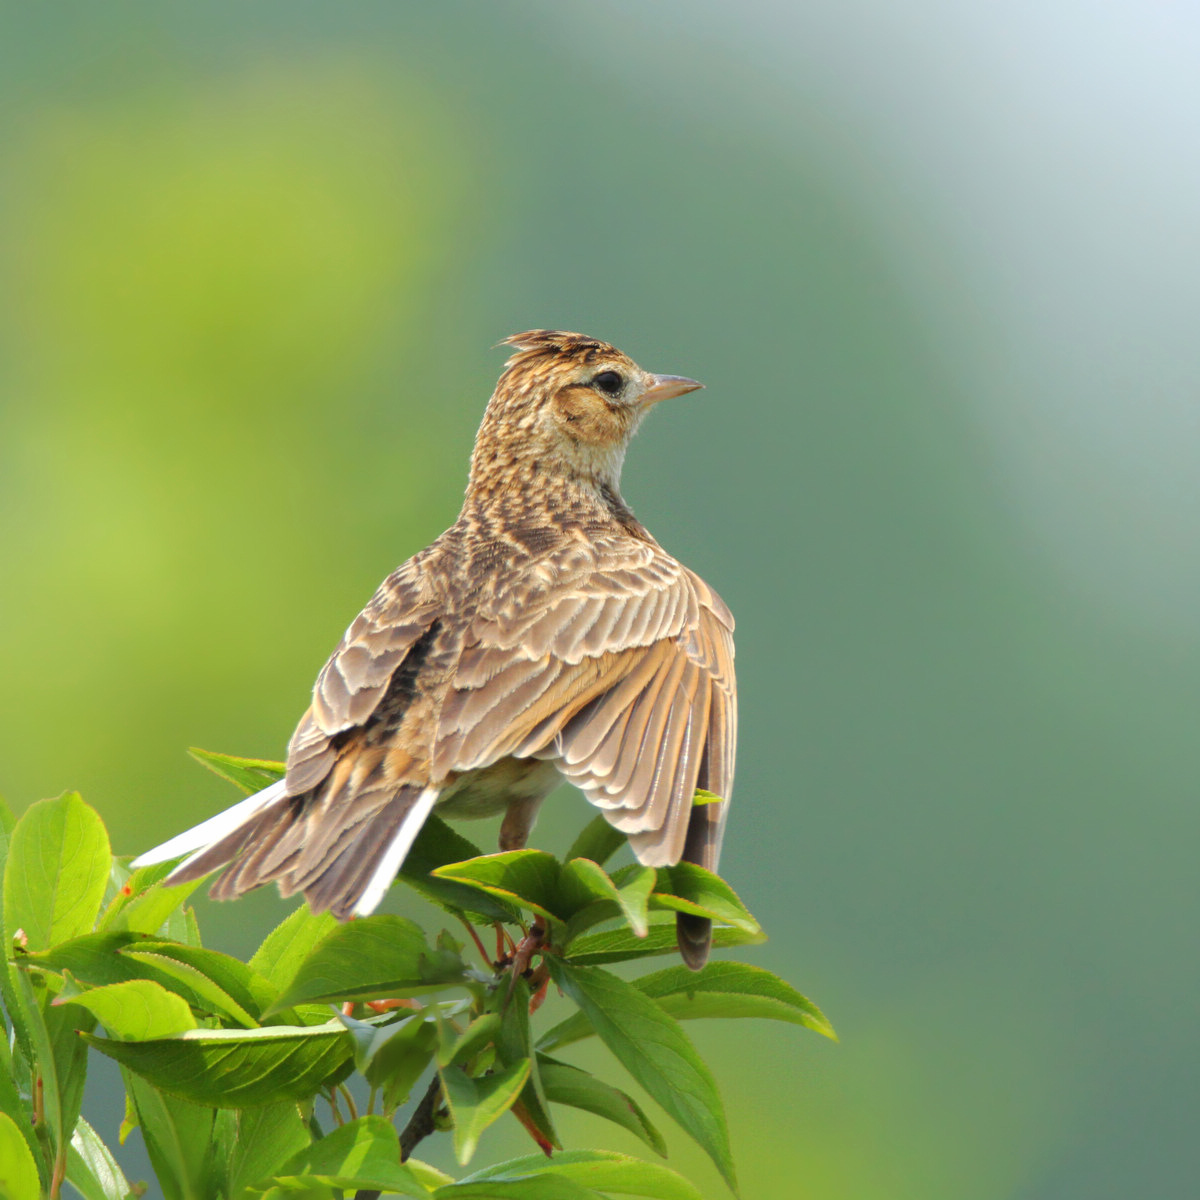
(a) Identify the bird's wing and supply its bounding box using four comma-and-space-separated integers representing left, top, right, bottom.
433, 540, 736, 867
285, 553, 441, 794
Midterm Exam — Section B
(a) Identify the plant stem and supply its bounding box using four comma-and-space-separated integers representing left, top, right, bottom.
400, 1072, 444, 1160
50, 1148, 66, 1200
458, 915, 493, 969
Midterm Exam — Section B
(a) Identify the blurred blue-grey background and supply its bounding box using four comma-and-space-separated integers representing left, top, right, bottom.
2, 3, 1198, 1195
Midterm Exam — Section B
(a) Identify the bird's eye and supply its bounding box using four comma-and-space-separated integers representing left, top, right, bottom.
593, 370, 624, 396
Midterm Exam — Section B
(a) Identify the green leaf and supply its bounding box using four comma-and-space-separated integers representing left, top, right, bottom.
23, 931, 150, 985
85, 1019, 354, 1108
182, 906, 203, 949
440, 1058, 532, 1165
105, 877, 205, 937
492, 978, 558, 1151
122, 952, 259, 1028
270, 915, 469, 1012
457, 1149, 705, 1200
61, 978, 197, 1040
398, 817, 520, 924
0, 1018, 37, 1182
248, 905, 339, 994
636, 961, 836, 1039
564, 816, 627, 868
66, 1116, 135, 1200
540, 961, 834, 1049
26, 932, 268, 1026
560, 861, 654, 941
407, 1159, 456, 1191
650, 864, 760, 934
433, 851, 563, 923
437, 1013, 502, 1068
537, 1056, 665, 1157
98, 857, 171, 924
44, 985, 95, 1168
3, 793, 111, 952
253, 1116, 429, 1196
692, 789, 725, 806
188, 747, 284, 794
127, 941, 272, 1022
7, 967, 68, 1152
0, 808, 12, 952
0, 1111, 40, 1200
435, 1178, 595, 1200
0, 823, 40, 1179
557, 859, 622, 914
566, 914, 764, 967
360, 1015, 439, 1114
118, 1089, 138, 1146
221, 1104, 312, 1200
122, 1071, 216, 1200
546, 960, 736, 1191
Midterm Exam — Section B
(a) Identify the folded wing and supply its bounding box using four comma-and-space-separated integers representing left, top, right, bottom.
434, 540, 736, 874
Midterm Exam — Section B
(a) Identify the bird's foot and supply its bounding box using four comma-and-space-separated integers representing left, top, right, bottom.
509, 916, 547, 978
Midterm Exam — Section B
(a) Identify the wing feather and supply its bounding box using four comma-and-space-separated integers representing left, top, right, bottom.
284, 555, 439, 795
432, 541, 735, 892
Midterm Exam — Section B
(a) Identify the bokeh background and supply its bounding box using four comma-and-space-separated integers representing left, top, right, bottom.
3, 3, 1198, 1196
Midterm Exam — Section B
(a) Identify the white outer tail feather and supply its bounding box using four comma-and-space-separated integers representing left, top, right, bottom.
130, 780, 288, 870
131, 779, 440, 917
351, 786, 440, 916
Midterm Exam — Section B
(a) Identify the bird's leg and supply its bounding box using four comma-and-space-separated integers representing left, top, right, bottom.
497, 796, 549, 990
499, 794, 544, 851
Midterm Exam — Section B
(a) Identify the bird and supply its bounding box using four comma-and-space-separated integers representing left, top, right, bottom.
133, 331, 736, 969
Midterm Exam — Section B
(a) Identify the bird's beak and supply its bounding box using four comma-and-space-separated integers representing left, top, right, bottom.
641, 374, 704, 407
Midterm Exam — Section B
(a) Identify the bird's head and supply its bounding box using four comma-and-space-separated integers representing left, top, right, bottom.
467, 330, 703, 498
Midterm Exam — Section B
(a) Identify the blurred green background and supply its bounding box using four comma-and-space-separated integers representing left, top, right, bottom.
3, 3, 1198, 1196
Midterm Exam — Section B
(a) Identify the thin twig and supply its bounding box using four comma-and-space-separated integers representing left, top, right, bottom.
401, 1072, 445, 1160
458, 914, 494, 969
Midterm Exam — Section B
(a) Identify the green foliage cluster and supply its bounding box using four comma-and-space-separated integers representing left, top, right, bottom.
0, 754, 833, 1200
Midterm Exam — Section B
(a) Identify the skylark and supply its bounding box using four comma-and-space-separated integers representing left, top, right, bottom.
135, 331, 736, 967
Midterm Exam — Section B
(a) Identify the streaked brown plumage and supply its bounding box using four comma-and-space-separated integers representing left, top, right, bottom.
135, 331, 736, 968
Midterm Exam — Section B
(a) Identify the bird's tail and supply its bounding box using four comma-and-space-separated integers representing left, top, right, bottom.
675, 787, 730, 971
131, 780, 439, 920
131, 780, 291, 877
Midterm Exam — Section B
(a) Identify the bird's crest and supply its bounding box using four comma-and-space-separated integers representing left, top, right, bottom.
499, 329, 614, 368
